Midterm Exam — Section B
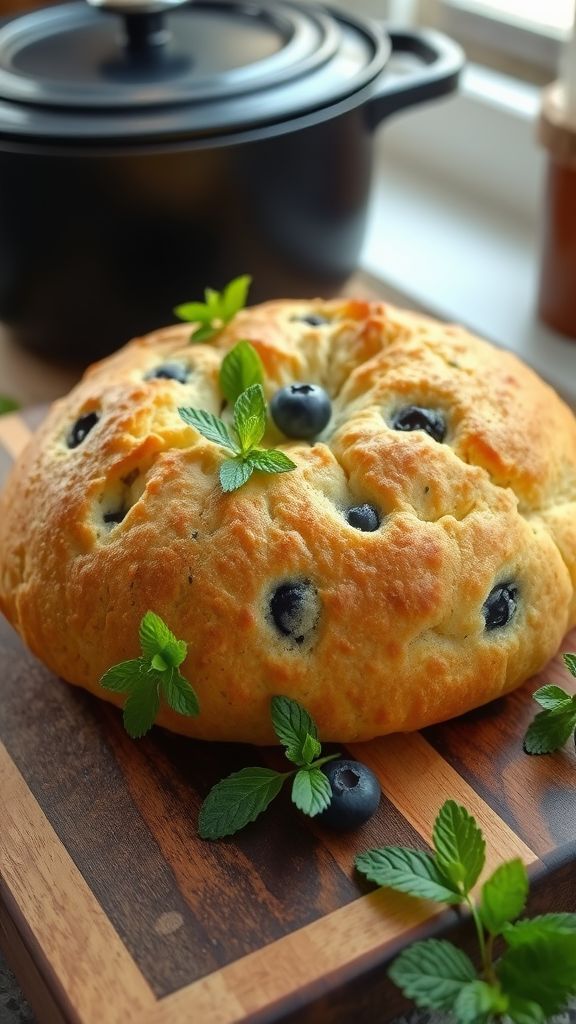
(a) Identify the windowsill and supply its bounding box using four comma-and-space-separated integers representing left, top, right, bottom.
362, 65, 576, 407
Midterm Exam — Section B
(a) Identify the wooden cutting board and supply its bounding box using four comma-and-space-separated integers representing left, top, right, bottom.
1, 406, 576, 1024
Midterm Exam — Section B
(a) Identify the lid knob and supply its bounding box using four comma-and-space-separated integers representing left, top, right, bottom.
86, 0, 189, 54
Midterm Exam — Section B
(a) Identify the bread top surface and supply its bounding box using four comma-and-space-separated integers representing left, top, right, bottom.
1, 298, 575, 743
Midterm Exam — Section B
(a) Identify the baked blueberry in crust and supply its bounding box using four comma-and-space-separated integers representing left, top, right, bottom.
346, 504, 380, 532
270, 581, 320, 644
145, 362, 188, 384
391, 405, 446, 443
483, 583, 518, 631
270, 384, 332, 440
67, 412, 99, 449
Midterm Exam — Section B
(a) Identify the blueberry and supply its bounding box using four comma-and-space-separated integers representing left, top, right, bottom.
145, 361, 188, 383
270, 383, 331, 439
318, 760, 380, 831
103, 508, 126, 526
294, 314, 329, 327
391, 405, 446, 443
270, 580, 320, 644
346, 504, 380, 532
67, 411, 99, 449
483, 582, 518, 631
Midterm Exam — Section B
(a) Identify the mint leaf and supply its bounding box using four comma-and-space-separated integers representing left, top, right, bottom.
301, 732, 321, 764
503, 913, 576, 947
198, 767, 285, 839
174, 301, 213, 323
532, 684, 573, 711
479, 859, 528, 935
506, 997, 546, 1024
163, 669, 199, 718
151, 653, 168, 672
271, 695, 320, 765
563, 652, 576, 677
219, 457, 253, 492
178, 407, 238, 452
0, 395, 20, 415
219, 341, 264, 405
123, 677, 160, 739
100, 658, 143, 693
190, 324, 218, 344
454, 980, 508, 1023
355, 847, 462, 904
291, 767, 332, 817
523, 704, 576, 755
233, 383, 266, 454
432, 800, 486, 895
139, 610, 179, 661
497, 931, 576, 1015
220, 274, 252, 322
247, 449, 296, 474
388, 939, 476, 1009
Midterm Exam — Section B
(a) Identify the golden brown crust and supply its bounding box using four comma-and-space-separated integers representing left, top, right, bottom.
1, 298, 575, 743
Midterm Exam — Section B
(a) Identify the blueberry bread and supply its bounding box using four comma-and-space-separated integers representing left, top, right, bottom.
0, 298, 575, 744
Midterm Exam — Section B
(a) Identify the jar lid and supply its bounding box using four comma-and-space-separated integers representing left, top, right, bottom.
0, 0, 389, 142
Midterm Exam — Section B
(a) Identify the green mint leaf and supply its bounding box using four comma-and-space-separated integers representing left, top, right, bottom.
506, 997, 546, 1024
220, 274, 252, 322
100, 658, 143, 694
173, 301, 213, 323
532, 684, 573, 710
219, 457, 253, 492
523, 705, 576, 755
139, 610, 181, 662
178, 407, 238, 452
190, 324, 218, 344
162, 668, 199, 718
219, 340, 264, 405
233, 383, 266, 454
497, 931, 576, 1016
0, 395, 20, 415
151, 653, 168, 672
388, 939, 476, 1010
204, 286, 221, 315
502, 913, 576, 947
355, 847, 462, 904
198, 766, 285, 839
247, 449, 297, 475
563, 652, 576, 677
432, 800, 486, 895
301, 732, 321, 764
291, 767, 332, 817
271, 695, 320, 766
123, 676, 160, 739
479, 859, 528, 936
454, 980, 508, 1024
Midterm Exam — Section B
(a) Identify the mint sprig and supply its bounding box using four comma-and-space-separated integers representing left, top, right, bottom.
198, 696, 340, 839
179, 382, 296, 492
523, 653, 576, 755
175, 275, 251, 343
219, 340, 264, 405
100, 611, 199, 738
0, 395, 20, 415
357, 800, 576, 1022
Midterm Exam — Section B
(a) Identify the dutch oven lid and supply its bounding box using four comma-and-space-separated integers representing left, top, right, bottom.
0, 0, 389, 142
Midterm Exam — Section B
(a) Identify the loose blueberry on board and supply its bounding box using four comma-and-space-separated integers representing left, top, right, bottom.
145, 362, 188, 384
483, 582, 518, 631
270, 580, 320, 644
391, 405, 446, 443
318, 760, 380, 831
270, 383, 332, 440
294, 314, 329, 327
67, 411, 99, 449
346, 504, 380, 532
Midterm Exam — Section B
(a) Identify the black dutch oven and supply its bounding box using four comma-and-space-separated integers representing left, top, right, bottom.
0, 0, 463, 361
